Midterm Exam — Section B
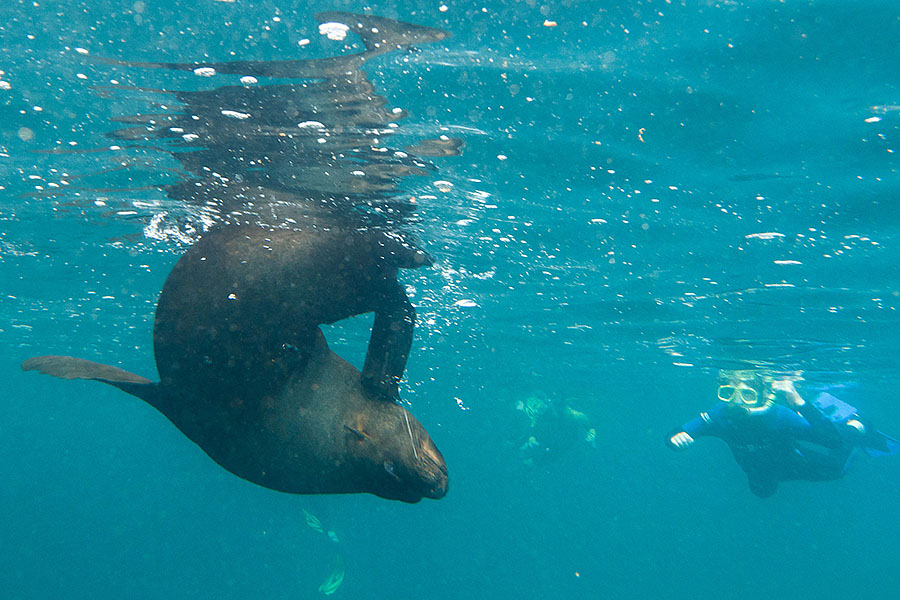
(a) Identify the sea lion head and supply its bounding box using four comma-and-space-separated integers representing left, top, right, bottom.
345, 404, 448, 503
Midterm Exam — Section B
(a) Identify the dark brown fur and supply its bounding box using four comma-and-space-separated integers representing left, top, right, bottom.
23, 225, 448, 503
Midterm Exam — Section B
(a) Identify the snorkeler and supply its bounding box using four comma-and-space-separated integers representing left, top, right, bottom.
667, 370, 899, 498
515, 393, 597, 466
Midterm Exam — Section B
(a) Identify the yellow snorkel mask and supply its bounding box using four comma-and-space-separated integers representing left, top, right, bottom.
717, 370, 773, 413
717, 383, 760, 405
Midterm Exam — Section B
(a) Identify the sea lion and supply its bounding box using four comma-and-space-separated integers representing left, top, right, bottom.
155, 223, 431, 404
22, 224, 448, 503
23, 11, 451, 502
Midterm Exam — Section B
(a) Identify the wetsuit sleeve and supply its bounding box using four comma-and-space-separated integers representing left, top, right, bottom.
774, 404, 843, 449
794, 402, 843, 449
665, 405, 721, 449
681, 413, 715, 437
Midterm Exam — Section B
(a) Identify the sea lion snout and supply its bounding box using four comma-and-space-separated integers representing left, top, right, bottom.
377, 453, 447, 503
402, 412, 448, 501
416, 436, 448, 499
366, 410, 448, 502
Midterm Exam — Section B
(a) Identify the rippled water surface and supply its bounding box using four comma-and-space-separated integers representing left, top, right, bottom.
3, 1, 900, 599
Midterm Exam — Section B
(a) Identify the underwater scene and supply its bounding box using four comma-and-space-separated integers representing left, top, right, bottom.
3, 1, 900, 598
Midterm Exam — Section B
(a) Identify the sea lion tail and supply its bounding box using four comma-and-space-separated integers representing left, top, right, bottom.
22, 355, 161, 405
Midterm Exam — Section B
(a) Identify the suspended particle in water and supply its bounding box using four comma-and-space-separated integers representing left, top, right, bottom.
319, 22, 349, 41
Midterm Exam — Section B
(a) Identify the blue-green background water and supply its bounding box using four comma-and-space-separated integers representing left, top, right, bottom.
3, 1, 900, 598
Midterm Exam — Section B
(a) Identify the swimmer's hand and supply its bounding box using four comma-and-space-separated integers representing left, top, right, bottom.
669, 431, 694, 449
771, 379, 805, 408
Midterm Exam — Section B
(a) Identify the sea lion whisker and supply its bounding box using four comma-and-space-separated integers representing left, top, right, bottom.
404, 410, 419, 460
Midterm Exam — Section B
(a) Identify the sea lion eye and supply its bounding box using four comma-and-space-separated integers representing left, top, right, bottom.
383, 460, 401, 481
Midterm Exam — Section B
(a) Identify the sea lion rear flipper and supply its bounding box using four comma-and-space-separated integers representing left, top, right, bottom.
22, 355, 160, 405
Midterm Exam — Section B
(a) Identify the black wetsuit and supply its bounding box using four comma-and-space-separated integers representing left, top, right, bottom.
670, 402, 852, 497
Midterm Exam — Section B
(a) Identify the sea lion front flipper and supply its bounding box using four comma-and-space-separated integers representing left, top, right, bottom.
361, 281, 415, 402
22, 355, 160, 405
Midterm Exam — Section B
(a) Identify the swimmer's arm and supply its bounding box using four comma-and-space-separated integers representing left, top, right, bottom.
771, 380, 841, 447
666, 407, 720, 450
768, 379, 855, 451
792, 403, 843, 449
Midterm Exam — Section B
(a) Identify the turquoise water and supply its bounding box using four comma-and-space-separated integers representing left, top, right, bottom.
3, 1, 900, 598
